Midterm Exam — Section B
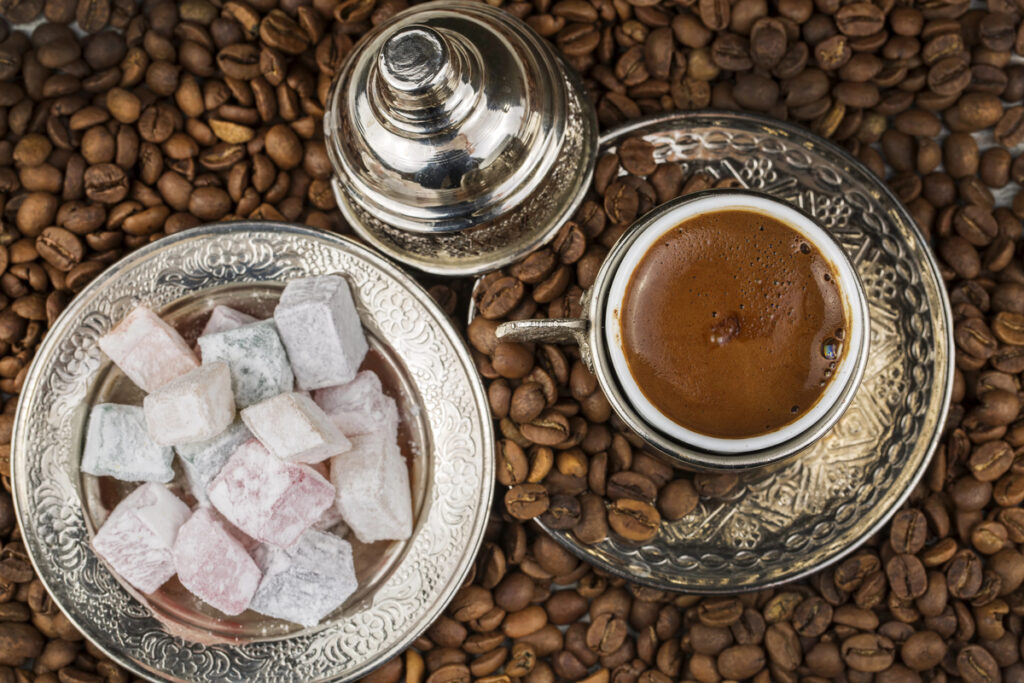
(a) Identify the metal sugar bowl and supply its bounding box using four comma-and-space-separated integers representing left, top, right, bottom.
324, 0, 598, 275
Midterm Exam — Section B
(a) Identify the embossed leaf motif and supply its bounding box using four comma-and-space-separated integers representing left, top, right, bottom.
13, 226, 493, 681
156, 236, 303, 291
543, 115, 951, 592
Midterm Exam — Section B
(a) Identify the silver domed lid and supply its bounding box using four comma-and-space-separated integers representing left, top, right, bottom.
324, 2, 597, 270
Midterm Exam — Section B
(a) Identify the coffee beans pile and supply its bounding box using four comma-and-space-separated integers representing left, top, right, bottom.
0, 0, 1023, 678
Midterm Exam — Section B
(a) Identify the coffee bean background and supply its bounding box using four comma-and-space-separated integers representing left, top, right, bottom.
0, 0, 1023, 679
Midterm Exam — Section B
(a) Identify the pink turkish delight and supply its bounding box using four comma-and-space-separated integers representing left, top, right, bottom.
200, 305, 258, 338
312, 371, 399, 438
92, 483, 191, 594
241, 392, 350, 464
173, 507, 261, 615
98, 306, 198, 392
207, 440, 335, 547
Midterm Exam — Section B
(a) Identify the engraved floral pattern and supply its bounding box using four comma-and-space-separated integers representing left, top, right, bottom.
12, 224, 493, 681
545, 113, 953, 592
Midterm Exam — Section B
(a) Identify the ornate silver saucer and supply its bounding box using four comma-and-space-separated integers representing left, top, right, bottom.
534, 111, 955, 592
11, 223, 494, 681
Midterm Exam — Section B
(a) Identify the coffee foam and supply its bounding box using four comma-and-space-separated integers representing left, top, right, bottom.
619, 209, 847, 439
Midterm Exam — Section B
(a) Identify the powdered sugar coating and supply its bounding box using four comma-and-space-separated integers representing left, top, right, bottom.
92, 483, 190, 594
250, 530, 357, 627
241, 392, 350, 464
143, 362, 235, 446
330, 433, 412, 544
198, 321, 294, 408
173, 507, 262, 615
313, 371, 399, 438
200, 305, 258, 338
176, 421, 252, 505
274, 276, 368, 390
98, 306, 198, 392
81, 404, 175, 483
207, 439, 335, 547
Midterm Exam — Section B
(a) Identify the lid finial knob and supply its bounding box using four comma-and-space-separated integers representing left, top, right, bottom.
379, 26, 453, 106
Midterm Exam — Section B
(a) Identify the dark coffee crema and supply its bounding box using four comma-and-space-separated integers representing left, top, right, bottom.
620, 209, 847, 439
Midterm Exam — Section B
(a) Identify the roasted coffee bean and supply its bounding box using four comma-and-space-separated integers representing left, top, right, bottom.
699, 0, 730, 31
890, 509, 927, 554
749, 18, 786, 69
949, 549, 984, 599
955, 317, 998, 360
886, 554, 928, 600
657, 479, 698, 521
606, 472, 657, 503
505, 484, 549, 520
841, 633, 895, 672
835, 3, 884, 37
34, 228, 83, 272
957, 644, 1000, 683
607, 499, 659, 542
717, 644, 766, 680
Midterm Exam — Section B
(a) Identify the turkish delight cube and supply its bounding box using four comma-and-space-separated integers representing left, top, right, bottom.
173, 507, 261, 615
81, 404, 174, 482
312, 371, 399, 438
98, 306, 198, 392
207, 439, 335, 547
91, 483, 190, 594
176, 421, 252, 505
330, 433, 412, 544
273, 275, 368, 390
198, 321, 294, 408
143, 361, 235, 446
250, 530, 358, 627
200, 305, 258, 338
241, 392, 350, 464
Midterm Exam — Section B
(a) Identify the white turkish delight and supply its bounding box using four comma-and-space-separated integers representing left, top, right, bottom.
241, 392, 350, 464
197, 321, 294, 408
200, 305, 258, 338
81, 404, 174, 482
98, 306, 198, 392
312, 370, 399, 438
250, 530, 358, 627
91, 483, 190, 594
207, 439, 335, 548
143, 362, 235, 446
176, 421, 252, 505
329, 433, 412, 544
273, 275, 368, 390
173, 507, 262, 615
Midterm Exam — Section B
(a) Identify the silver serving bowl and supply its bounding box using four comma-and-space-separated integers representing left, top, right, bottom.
11, 223, 494, 682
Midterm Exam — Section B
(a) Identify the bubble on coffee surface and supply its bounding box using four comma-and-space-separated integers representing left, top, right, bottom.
822, 338, 841, 361
709, 315, 740, 345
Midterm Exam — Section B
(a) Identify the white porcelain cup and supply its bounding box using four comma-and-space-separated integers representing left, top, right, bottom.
497, 189, 871, 471
604, 192, 867, 454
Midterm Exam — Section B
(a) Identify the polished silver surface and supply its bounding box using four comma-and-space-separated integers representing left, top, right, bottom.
494, 111, 954, 592
497, 189, 872, 472
324, 0, 597, 274
12, 224, 494, 682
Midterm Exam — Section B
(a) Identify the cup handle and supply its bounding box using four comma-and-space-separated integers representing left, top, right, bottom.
495, 318, 596, 371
